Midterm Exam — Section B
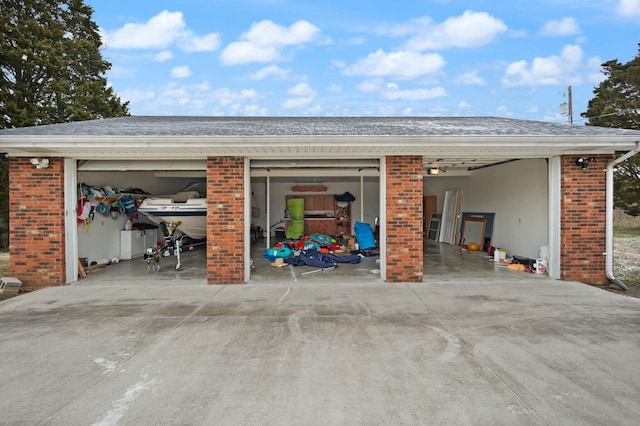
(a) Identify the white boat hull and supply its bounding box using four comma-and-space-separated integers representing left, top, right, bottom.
138, 198, 207, 240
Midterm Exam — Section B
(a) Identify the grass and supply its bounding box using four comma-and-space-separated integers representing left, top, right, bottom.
614, 218, 640, 237
613, 215, 640, 289
0, 251, 7, 276
0, 250, 14, 302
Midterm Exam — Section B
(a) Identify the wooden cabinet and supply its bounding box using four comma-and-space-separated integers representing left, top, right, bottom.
302, 194, 334, 211
307, 219, 336, 236
285, 218, 335, 236
284, 194, 352, 237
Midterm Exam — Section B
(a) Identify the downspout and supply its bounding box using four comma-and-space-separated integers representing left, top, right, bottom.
606, 142, 640, 290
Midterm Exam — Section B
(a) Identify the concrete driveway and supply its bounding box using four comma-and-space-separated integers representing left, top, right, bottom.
1, 277, 639, 425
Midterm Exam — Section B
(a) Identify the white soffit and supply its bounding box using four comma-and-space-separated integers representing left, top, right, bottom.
77, 160, 206, 171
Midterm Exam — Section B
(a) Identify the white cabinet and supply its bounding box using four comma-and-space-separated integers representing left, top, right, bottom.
120, 229, 158, 260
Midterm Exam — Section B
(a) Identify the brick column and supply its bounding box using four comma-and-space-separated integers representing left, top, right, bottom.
560, 154, 613, 285
9, 158, 66, 289
206, 157, 245, 284
386, 156, 423, 282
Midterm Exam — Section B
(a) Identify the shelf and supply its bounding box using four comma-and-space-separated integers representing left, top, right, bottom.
285, 193, 352, 237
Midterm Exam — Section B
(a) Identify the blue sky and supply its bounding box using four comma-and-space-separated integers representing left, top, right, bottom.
90, 0, 640, 123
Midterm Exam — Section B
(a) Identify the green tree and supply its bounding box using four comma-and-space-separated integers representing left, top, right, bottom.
582, 43, 640, 216
0, 0, 129, 127
0, 0, 129, 248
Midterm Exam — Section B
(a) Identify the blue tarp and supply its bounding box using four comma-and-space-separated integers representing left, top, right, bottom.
285, 249, 361, 268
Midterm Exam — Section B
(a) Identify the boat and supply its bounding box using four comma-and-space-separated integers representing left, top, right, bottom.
137, 182, 207, 240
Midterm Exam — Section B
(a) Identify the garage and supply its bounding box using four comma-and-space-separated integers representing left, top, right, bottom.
2, 116, 639, 288
73, 154, 545, 284
75, 158, 383, 282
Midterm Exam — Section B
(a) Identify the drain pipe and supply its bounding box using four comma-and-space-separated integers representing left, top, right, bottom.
606, 142, 640, 291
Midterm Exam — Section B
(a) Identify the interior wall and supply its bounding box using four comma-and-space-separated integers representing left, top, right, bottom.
78, 171, 200, 196
76, 171, 204, 264
257, 178, 380, 236
251, 178, 267, 231
424, 159, 549, 260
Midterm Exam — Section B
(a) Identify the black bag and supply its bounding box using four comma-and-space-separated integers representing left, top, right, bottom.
511, 255, 535, 269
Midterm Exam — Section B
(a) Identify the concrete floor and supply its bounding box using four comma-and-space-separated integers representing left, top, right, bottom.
2, 266, 639, 424
79, 240, 541, 285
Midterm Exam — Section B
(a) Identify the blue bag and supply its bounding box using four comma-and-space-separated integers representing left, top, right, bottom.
354, 221, 376, 250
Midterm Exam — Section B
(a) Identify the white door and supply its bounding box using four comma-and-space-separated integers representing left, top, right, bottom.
439, 189, 461, 245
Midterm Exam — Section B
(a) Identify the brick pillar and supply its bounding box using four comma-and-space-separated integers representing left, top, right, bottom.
206, 157, 245, 284
386, 156, 423, 282
9, 158, 66, 289
560, 154, 613, 285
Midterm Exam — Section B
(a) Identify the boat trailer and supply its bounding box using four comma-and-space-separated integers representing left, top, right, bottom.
143, 221, 204, 273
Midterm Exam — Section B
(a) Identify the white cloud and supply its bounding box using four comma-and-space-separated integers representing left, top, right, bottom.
248, 65, 292, 80
355, 79, 447, 100
245, 20, 319, 46
153, 51, 174, 62
382, 87, 447, 100
221, 42, 280, 64
221, 20, 320, 65
586, 56, 606, 83
348, 37, 367, 45
457, 70, 485, 86
282, 83, 317, 109
171, 65, 191, 78
213, 88, 259, 106
458, 101, 471, 109
496, 105, 513, 117
400, 11, 507, 51
539, 17, 580, 36
282, 97, 314, 109
501, 44, 594, 87
242, 105, 270, 116
344, 50, 446, 79
126, 81, 261, 115
357, 79, 385, 92
103, 11, 186, 49
287, 82, 317, 96
120, 88, 155, 104
102, 11, 220, 52
179, 33, 221, 52
617, 0, 640, 16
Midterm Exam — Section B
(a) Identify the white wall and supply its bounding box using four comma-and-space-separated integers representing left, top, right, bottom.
424, 159, 549, 260
251, 177, 381, 236
77, 161, 548, 264
77, 171, 203, 264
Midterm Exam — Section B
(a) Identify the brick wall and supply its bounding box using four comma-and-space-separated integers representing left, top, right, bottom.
560, 154, 613, 285
206, 157, 246, 284
9, 158, 66, 289
386, 156, 424, 282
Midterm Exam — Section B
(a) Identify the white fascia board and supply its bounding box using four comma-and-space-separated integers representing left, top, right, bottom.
3, 134, 640, 159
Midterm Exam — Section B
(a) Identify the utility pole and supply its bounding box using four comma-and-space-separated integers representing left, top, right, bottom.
567, 85, 573, 125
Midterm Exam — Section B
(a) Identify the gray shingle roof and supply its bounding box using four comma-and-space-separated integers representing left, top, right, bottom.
2, 115, 640, 137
